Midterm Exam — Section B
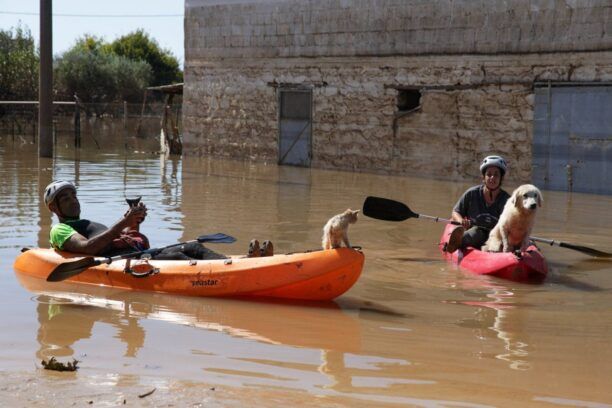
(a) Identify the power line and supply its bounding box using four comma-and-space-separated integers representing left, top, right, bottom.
0, 11, 183, 18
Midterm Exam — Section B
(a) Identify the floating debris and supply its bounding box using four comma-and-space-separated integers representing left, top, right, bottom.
138, 388, 156, 399
41, 357, 79, 372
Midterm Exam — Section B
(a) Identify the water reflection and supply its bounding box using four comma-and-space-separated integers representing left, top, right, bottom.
35, 294, 145, 360
20, 274, 372, 390
275, 166, 312, 250
23, 275, 493, 405
20, 275, 362, 351
37, 156, 53, 248
451, 278, 533, 371
159, 155, 181, 210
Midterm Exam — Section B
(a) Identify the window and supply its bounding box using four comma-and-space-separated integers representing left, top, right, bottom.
397, 89, 421, 112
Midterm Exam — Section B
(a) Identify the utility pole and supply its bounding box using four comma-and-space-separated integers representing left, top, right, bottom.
39, 0, 53, 158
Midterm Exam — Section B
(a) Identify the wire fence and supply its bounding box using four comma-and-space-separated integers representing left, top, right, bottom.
0, 99, 182, 141
0, 100, 181, 118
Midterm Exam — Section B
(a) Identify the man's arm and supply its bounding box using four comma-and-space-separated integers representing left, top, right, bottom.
451, 211, 471, 228
62, 206, 146, 255
451, 191, 472, 228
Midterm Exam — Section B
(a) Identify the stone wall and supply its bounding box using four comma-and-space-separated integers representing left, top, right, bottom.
183, 0, 612, 182
185, 0, 612, 59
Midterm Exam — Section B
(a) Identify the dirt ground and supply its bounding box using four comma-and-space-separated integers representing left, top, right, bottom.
0, 370, 364, 407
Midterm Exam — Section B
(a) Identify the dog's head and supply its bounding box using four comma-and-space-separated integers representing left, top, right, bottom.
511, 184, 543, 212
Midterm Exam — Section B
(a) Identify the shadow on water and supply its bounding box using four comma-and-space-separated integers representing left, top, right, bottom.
334, 297, 408, 318
545, 259, 611, 292
387, 256, 445, 263
548, 275, 607, 292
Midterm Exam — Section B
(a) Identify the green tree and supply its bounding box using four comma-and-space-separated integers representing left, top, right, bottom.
109, 29, 182, 86
0, 25, 39, 100
55, 35, 152, 106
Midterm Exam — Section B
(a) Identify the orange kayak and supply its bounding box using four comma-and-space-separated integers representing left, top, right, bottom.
14, 248, 364, 301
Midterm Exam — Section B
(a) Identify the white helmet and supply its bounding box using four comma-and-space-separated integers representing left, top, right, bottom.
43, 180, 76, 207
480, 155, 507, 176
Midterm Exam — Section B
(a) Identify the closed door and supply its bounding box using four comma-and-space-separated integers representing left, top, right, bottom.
278, 89, 312, 167
533, 85, 612, 194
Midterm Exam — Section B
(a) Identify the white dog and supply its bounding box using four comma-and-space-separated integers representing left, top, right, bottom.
482, 184, 543, 253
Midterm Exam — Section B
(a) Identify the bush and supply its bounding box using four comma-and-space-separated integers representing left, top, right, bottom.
0, 25, 39, 100
109, 29, 182, 87
1, 26, 181, 108
54, 36, 152, 108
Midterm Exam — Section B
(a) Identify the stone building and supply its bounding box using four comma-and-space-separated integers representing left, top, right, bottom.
183, 0, 612, 193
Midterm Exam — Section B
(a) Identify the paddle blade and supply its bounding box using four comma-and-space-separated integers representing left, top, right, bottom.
197, 233, 236, 244
531, 236, 612, 258
47, 257, 98, 282
559, 242, 612, 258
362, 196, 417, 222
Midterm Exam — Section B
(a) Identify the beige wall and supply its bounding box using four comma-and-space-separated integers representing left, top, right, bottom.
185, 0, 612, 59
183, 0, 612, 182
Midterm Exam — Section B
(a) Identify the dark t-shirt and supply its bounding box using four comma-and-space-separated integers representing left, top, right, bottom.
453, 185, 510, 223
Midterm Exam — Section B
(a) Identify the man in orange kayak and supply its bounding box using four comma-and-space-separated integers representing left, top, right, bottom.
444, 155, 510, 253
43, 180, 231, 259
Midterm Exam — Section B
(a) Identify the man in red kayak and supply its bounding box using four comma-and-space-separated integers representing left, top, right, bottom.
43, 180, 231, 259
444, 155, 510, 253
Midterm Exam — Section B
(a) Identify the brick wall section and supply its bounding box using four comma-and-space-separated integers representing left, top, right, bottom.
185, 0, 612, 59
183, 0, 612, 182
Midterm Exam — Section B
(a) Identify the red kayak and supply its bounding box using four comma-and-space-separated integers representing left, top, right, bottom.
439, 224, 548, 281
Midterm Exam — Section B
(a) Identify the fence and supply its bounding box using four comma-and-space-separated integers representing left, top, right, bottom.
0, 99, 182, 146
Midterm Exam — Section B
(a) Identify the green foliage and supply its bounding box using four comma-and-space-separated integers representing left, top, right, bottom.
0, 25, 39, 100
109, 29, 182, 86
71, 35, 108, 54
55, 35, 152, 104
1, 25, 182, 104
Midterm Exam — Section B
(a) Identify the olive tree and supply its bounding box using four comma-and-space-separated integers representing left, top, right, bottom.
54, 35, 152, 108
109, 29, 182, 86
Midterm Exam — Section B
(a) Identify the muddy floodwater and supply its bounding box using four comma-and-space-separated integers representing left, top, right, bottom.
1, 132, 611, 407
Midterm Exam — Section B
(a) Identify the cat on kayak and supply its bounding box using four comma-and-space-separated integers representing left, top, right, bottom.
482, 184, 543, 253
322, 209, 359, 249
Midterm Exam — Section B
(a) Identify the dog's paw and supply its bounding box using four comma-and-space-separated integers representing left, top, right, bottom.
483, 245, 502, 253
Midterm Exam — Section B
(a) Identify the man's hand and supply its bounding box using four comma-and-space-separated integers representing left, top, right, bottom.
124, 203, 147, 228
452, 211, 471, 229
62, 203, 148, 256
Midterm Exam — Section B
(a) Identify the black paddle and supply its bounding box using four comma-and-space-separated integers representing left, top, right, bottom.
526, 236, 612, 258
363, 196, 612, 258
46, 233, 237, 282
